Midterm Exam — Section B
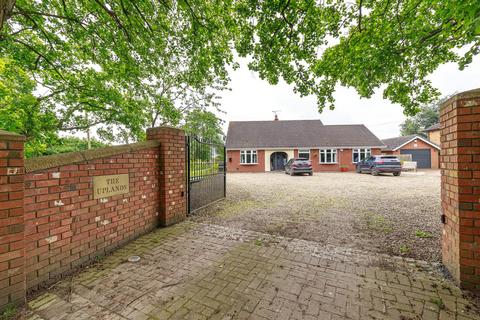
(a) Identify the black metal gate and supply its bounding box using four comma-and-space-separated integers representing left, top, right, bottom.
185, 136, 226, 213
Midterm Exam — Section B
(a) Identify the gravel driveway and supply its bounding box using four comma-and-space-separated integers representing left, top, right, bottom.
190, 170, 441, 262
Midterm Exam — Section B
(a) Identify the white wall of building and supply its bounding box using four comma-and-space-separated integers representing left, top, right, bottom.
264, 149, 295, 171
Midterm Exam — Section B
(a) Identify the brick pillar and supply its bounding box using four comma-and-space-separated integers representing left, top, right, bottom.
0, 130, 26, 307
440, 88, 480, 291
146, 127, 187, 226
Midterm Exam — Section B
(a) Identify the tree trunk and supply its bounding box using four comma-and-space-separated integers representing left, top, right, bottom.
86, 128, 91, 149
0, 0, 15, 32
85, 111, 91, 149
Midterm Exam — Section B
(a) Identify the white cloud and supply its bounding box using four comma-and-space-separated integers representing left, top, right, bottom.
220, 56, 480, 139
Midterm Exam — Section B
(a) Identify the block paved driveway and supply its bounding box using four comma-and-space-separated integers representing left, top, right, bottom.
27, 173, 480, 320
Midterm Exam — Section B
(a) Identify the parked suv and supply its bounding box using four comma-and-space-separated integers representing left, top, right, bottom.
285, 158, 313, 176
356, 155, 402, 176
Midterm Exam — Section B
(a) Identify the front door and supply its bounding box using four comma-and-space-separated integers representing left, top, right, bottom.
271, 152, 287, 170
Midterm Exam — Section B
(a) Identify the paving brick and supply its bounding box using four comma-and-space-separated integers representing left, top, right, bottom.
25, 222, 480, 320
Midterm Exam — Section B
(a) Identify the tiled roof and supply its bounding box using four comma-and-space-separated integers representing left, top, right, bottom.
226, 120, 384, 149
381, 134, 440, 151
425, 123, 440, 131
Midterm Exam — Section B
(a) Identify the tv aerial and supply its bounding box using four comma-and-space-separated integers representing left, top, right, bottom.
272, 110, 281, 120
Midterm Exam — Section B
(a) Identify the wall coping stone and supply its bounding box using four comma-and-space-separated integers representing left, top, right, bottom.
147, 126, 184, 133
0, 130, 26, 141
441, 88, 480, 109
25, 140, 160, 173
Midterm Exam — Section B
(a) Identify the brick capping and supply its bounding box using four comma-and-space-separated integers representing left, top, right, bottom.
25, 140, 160, 173
440, 88, 480, 108
0, 130, 25, 141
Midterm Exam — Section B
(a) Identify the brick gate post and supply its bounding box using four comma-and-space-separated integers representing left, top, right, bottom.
440, 88, 480, 291
0, 130, 26, 307
146, 127, 187, 226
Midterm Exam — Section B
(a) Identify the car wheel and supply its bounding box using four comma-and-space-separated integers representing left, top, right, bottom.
393, 172, 401, 176
371, 168, 379, 176
308, 172, 313, 176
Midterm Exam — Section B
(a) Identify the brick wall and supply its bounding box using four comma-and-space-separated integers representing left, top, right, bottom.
0, 126, 188, 308
440, 88, 480, 291
227, 148, 382, 173
0, 131, 25, 307
308, 149, 350, 172
428, 129, 441, 145
226, 150, 266, 172
24, 142, 161, 291
311, 148, 382, 172
146, 127, 186, 226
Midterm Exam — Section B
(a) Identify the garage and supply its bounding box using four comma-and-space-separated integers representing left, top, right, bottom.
400, 149, 432, 168
381, 134, 440, 169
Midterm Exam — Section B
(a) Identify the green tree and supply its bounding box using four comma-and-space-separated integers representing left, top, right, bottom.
399, 95, 453, 136
183, 109, 224, 144
1, 0, 479, 152
400, 104, 439, 137
0, 58, 59, 155
0, 0, 234, 150
26, 137, 109, 158
400, 119, 423, 137
233, 0, 480, 115
184, 109, 224, 162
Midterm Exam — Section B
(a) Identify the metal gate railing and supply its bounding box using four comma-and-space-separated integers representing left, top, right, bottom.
186, 136, 226, 214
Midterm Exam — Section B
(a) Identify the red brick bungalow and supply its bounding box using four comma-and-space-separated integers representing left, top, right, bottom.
225, 119, 385, 172
381, 134, 440, 169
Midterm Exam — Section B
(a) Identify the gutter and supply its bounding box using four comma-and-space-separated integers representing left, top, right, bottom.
226, 145, 387, 151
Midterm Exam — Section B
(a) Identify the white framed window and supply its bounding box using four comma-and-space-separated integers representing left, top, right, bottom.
298, 149, 310, 160
240, 150, 257, 164
320, 149, 337, 164
352, 148, 371, 163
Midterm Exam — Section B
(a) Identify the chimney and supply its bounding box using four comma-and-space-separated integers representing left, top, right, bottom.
274, 114, 278, 121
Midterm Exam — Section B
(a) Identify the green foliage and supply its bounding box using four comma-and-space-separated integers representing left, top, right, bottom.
364, 212, 392, 233
25, 137, 109, 158
0, 58, 36, 117
0, 303, 16, 320
400, 119, 424, 137
233, 0, 480, 114
0, 0, 233, 146
415, 230, 433, 239
0, 58, 59, 149
1, 0, 479, 152
399, 96, 452, 136
400, 102, 439, 136
185, 109, 225, 163
189, 162, 219, 179
254, 238, 263, 246
399, 245, 410, 254
430, 298, 446, 310
183, 109, 224, 144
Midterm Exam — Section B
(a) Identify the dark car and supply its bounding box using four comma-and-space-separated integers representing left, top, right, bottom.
285, 158, 313, 176
356, 155, 402, 176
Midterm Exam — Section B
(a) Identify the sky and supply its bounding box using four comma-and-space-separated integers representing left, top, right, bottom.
219, 55, 480, 139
